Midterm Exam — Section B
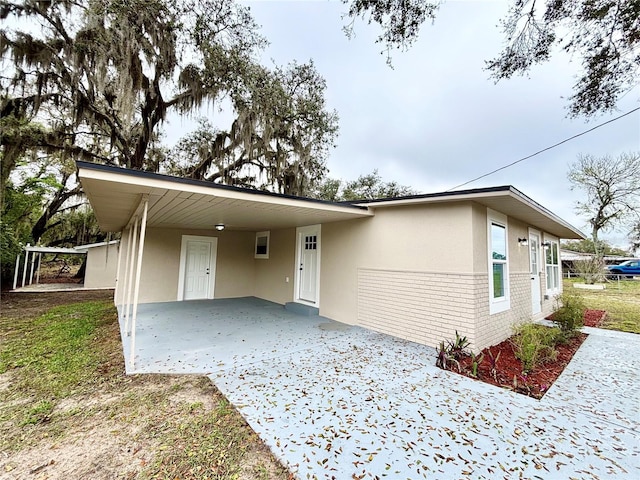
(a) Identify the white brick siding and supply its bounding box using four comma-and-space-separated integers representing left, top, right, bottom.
474, 272, 531, 351
357, 269, 548, 352
357, 268, 480, 349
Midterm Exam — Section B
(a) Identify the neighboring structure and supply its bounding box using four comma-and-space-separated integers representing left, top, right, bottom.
13, 241, 119, 290
83, 241, 120, 288
78, 161, 584, 352
561, 249, 637, 276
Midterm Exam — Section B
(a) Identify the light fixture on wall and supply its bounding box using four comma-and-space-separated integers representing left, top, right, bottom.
215, 224, 225, 231
517, 237, 528, 246
541, 241, 551, 248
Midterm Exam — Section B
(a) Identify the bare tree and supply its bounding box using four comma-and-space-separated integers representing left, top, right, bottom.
568, 152, 640, 258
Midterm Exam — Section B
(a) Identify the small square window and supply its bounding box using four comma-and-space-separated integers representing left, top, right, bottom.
255, 231, 270, 259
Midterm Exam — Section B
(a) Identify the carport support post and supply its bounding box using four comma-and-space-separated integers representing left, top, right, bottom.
121, 226, 134, 320
124, 216, 139, 335
13, 254, 20, 290
129, 198, 148, 370
114, 235, 123, 303
29, 252, 36, 285
35, 253, 42, 284
21, 246, 29, 288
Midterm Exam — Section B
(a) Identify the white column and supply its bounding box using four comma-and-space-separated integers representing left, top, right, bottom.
21, 247, 29, 288
124, 216, 139, 335
120, 227, 134, 317
13, 254, 20, 290
114, 237, 123, 304
36, 253, 42, 284
129, 199, 149, 370
29, 252, 36, 285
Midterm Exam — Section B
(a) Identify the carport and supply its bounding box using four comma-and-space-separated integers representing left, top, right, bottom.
117, 296, 355, 375
77, 161, 372, 369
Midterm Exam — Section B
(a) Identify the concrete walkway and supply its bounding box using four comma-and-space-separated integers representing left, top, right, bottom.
119, 298, 640, 479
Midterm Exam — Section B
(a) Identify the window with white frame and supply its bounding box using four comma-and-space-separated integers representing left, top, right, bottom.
254, 231, 270, 259
487, 210, 510, 314
545, 238, 560, 291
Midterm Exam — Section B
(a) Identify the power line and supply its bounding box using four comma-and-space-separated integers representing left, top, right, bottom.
447, 106, 640, 191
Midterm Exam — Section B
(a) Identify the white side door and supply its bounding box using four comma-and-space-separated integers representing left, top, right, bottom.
295, 225, 320, 305
178, 236, 217, 301
529, 230, 542, 315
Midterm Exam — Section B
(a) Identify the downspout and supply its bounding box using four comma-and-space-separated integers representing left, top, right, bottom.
129, 198, 149, 370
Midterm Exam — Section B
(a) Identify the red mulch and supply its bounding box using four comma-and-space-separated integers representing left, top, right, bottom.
546, 308, 607, 328
452, 309, 606, 399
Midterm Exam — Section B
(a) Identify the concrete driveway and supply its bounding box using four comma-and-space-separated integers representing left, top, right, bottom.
120, 297, 640, 479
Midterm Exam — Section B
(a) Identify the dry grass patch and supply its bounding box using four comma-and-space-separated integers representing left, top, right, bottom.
0, 292, 290, 480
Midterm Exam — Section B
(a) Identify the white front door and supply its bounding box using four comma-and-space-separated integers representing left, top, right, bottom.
529, 230, 542, 315
178, 236, 217, 301
295, 225, 320, 305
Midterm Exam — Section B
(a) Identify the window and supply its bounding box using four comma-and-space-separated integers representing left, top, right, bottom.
254, 231, 270, 259
304, 235, 317, 250
488, 210, 510, 314
545, 238, 560, 291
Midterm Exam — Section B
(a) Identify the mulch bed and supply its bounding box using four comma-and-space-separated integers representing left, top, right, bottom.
454, 309, 606, 399
548, 309, 607, 328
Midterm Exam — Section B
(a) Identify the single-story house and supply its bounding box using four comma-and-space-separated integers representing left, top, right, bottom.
77, 161, 584, 355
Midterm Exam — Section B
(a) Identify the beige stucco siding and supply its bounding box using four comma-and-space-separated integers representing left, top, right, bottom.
319, 218, 368, 324
507, 217, 532, 274
364, 204, 475, 272
471, 202, 489, 272
116, 228, 255, 304
214, 230, 256, 299
321, 202, 475, 326
253, 228, 296, 305
84, 243, 118, 288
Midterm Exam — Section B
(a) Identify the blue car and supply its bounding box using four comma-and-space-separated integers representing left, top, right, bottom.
607, 260, 640, 278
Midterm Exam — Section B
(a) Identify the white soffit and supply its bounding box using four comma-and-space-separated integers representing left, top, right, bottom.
78, 164, 372, 232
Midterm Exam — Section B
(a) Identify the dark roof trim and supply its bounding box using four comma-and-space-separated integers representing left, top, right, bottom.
76, 161, 369, 211
339, 185, 513, 205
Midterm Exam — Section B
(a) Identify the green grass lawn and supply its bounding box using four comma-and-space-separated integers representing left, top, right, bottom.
563, 278, 640, 333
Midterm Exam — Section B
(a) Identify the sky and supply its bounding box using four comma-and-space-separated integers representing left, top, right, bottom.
166, 0, 640, 248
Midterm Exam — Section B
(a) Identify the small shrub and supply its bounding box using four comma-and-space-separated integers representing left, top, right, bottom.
511, 323, 560, 372
435, 331, 471, 372
469, 352, 484, 378
553, 291, 586, 335
487, 349, 501, 381
448, 331, 470, 360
